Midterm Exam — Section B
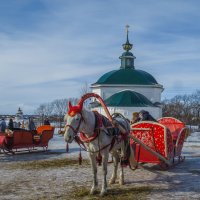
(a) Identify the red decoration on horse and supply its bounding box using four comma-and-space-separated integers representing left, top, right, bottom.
68, 101, 83, 117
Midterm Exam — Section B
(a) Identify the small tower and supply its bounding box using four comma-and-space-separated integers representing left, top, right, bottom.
15, 107, 23, 121
119, 25, 136, 69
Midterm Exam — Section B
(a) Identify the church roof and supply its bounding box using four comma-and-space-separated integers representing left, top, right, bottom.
93, 68, 158, 85
104, 90, 155, 107
92, 25, 159, 86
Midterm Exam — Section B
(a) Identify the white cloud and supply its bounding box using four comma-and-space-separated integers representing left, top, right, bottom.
0, 0, 200, 113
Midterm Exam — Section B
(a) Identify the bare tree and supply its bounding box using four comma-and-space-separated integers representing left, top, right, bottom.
35, 104, 46, 125
52, 98, 78, 128
162, 90, 200, 126
35, 104, 45, 116
44, 103, 54, 117
52, 99, 68, 116
79, 81, 92, 108
35, 97, 78, 127
79, 81, 90, 97
190, 90, 200, 127
35, 103, 54, 125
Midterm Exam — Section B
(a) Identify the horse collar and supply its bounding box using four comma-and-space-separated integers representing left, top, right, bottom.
93, 111, 103, 129
79, 111, 103, 143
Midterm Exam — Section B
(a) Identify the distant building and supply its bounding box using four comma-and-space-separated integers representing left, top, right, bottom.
15, 107, 24, 121
91, 26, 164, 119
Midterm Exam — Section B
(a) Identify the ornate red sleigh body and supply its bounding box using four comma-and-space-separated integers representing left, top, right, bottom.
158, 117, 188, 157
130, 117, 187, 169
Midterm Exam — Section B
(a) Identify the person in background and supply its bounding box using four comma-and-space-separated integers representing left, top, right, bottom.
44, 118, 50, 125
21, 120, 25, 129
28, 117, 36, 131
13, 120, 18, 129
8, 118, 14, 130
25, 120, 29, 130
139, 110, 157, 122
0, 119, 6, 132
130, 112, 140, 124
17, 121, 21, 128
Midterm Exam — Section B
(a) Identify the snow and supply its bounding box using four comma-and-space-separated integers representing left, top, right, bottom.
0, 129, 200, 199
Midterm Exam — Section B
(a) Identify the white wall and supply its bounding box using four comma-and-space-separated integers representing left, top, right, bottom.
94, 106, 162, 120
91, 84, 163, 103
91, 83, 163, 119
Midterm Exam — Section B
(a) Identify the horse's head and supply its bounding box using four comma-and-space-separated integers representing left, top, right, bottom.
64, 101, 83, 143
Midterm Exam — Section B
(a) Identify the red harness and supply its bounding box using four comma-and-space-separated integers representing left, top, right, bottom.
79, 111, 102, 143
79, 132, 98, 143
74, 111, 116, 152
66, 110, 117, 153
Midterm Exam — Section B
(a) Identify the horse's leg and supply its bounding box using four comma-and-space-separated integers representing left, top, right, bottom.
109, 152, 119, 184
89, 153, 98, 195
119, 155, 125, 185
119, 140, 126, 185
100, 150, 109, 196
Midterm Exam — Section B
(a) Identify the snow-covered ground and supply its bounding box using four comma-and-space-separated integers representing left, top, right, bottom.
0, 129, 200, 199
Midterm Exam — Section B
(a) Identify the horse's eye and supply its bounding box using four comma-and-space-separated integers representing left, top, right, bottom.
75, 117, 79, 121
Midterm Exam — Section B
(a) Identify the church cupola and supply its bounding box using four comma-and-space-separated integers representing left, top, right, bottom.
119, 25, 136, 69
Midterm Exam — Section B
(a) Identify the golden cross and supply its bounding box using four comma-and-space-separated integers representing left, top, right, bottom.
125, 25, 130, 33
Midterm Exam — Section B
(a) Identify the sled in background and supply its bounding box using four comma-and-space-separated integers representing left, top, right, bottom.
0, 125, 54, 155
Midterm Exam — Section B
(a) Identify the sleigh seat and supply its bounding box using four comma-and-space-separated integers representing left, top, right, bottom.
130, 121, 174, 166
158, 117, 187, 157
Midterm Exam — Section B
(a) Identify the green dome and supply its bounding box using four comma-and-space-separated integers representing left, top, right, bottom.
104, 90, 155, 107
93, 68, 158, 85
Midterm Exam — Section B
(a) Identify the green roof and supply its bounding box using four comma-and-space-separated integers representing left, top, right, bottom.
104, 90, 155, 107
93, 68, 158, 85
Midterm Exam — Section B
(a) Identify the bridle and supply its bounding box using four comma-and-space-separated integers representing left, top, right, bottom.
65, 113, 84, 137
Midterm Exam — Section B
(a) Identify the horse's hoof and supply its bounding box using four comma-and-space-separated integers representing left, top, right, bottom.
100, 190, 107, 197
90, 190, 95, 195
119, 177, 125, 185
90, 189, 95, 195
109, 179, 115, 185
119, 180, 125, 185
90, 187, 97, 195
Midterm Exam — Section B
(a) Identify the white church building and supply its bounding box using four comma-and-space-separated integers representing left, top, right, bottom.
90, 27, 164, 120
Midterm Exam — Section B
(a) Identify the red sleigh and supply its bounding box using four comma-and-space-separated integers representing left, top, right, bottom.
130, 117, 188, 169
0, 125, 54, 155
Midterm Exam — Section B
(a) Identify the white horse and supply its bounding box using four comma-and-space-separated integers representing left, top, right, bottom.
64, 102, 130, 196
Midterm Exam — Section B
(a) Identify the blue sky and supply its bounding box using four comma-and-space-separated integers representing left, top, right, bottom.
0, 0, 200, 114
